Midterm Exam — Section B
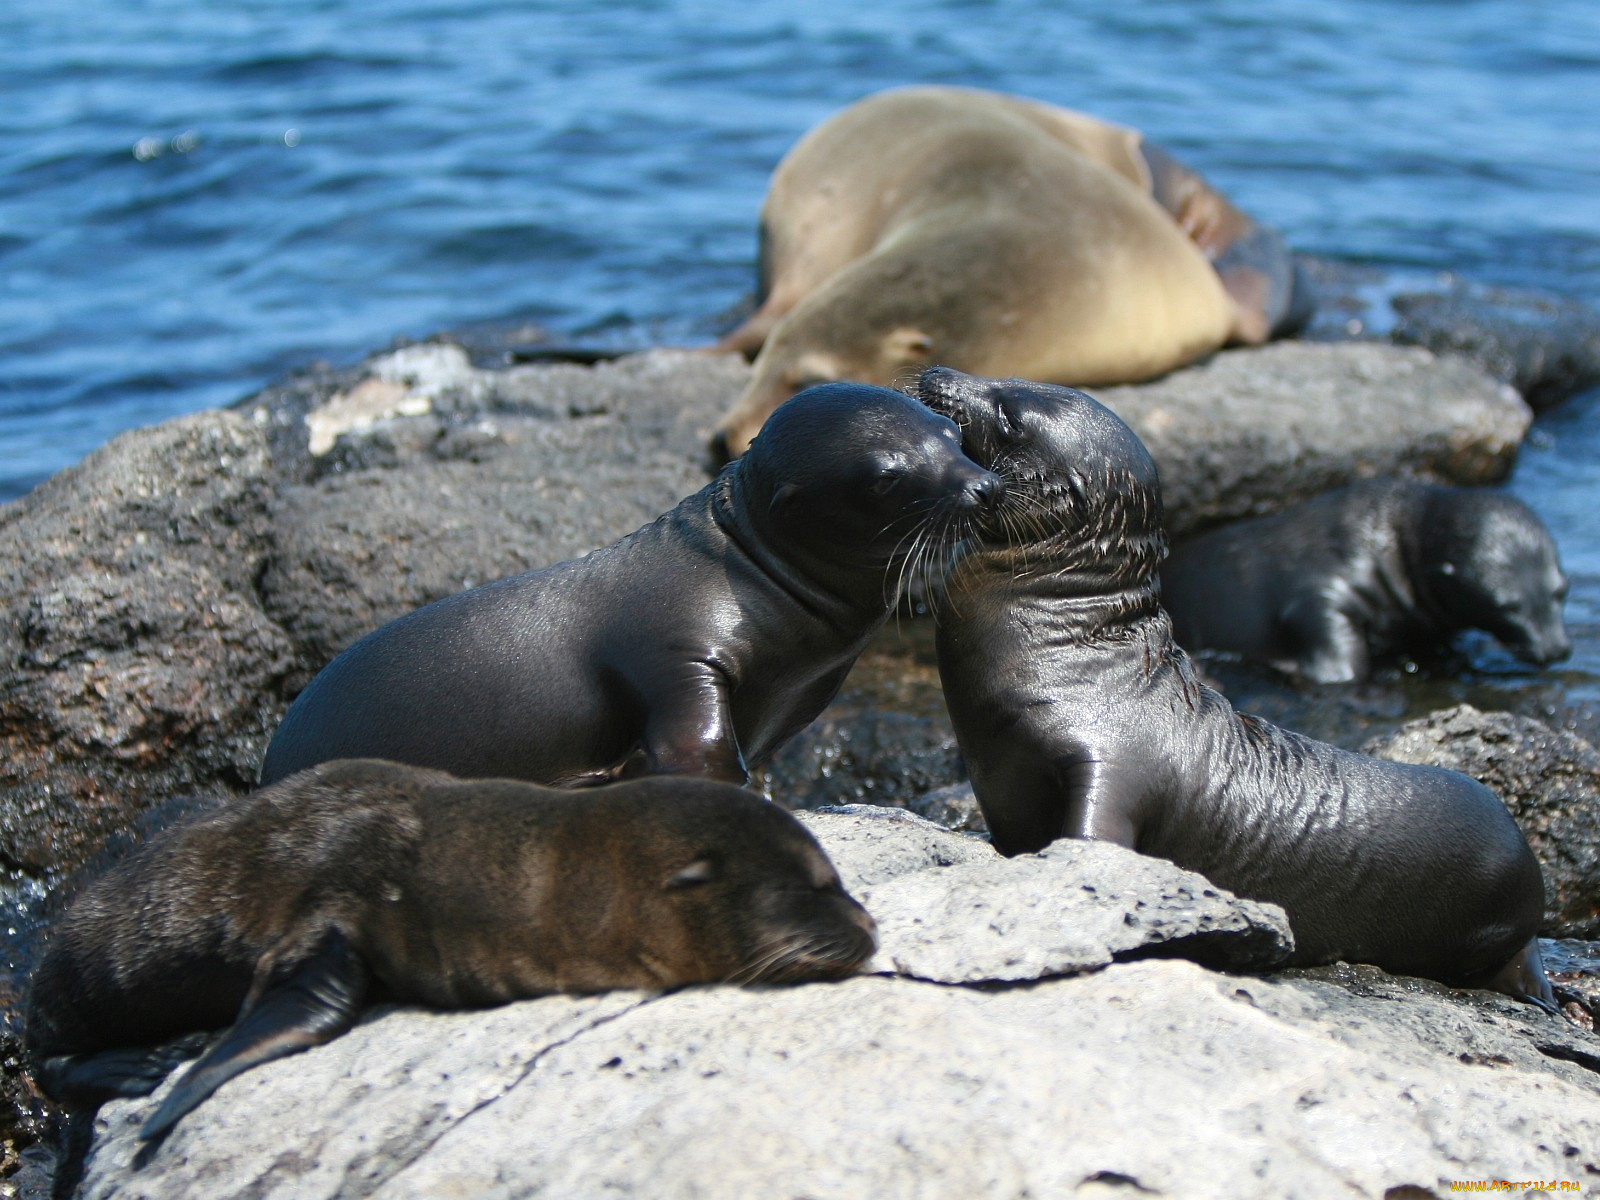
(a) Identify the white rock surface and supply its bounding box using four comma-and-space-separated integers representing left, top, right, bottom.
75, 811, 1600, 1199
861, 838, 1292, 982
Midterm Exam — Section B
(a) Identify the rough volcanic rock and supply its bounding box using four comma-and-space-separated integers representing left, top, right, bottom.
1366, 704, 1600, 937
0, 341, 1539, 887
1094, 342, 1530, 537
1392, 284, 1600, 410
0, 412, 293, 877
856, 836, 1293, 980
1544, 940, 1600, 1031
905, 780, 989, 834
764, 707, 965, 812
72, 802, 1600, 1200
793, 806, 996, 890
253, 344, 747, 670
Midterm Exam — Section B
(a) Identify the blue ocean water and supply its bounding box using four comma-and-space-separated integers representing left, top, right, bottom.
5, 0, 1598, 499
4, 0, 1599, 697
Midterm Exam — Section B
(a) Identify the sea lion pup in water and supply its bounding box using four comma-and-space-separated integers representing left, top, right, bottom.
710, 85, 1311, 459
1161, 479, 1570, 682
917, 367, 1554, 1008
261, 382, 1001, 786
26, 760, 877, 1148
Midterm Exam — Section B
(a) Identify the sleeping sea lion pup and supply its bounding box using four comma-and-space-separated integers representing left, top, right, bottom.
26, 760, 877, 1145
918, 367, 1554, 1008
1161, 479, 1570, 682
711, 85, 1311, 459
261, 382, 1001, 786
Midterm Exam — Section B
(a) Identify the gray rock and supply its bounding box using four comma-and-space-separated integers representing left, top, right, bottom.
858, 837, 1293, 981
254, 345, 747, 667
56, 801, 1600, 1199
78, 963, 1600, 1200
0, 341, 1531, 885
1366, 704, 1600, 937
1094, 342, 1531, 537
795, 806, 996, 892
764, 706, 965, 813
905, 780, 989, 834
0, 411, 293, 874
1392, 284, 1600, 410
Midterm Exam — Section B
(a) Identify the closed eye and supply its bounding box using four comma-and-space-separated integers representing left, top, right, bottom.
869, 470, 903, 497
665, 857, 719, 889
994, 404, 1019, 443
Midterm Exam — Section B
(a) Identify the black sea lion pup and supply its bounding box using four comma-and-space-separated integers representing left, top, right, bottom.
1161, 479, 1570, 682
917, 367, 1555, 1009
261, 383, 1000, 786
711, 85, 1311, 459
26, 760, 877, 1147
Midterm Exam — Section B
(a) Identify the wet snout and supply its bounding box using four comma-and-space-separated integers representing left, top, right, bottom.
916, 365, 978, 422
1510, 618, 1571, 665
948, 457, 1004, 516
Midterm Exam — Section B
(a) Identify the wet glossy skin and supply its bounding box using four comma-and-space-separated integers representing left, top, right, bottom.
919, 366, 1552, 1007
262, 382, 1000, 787
1162, 479, 1570, 682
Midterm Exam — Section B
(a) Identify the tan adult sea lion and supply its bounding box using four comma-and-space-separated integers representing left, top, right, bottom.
711, 85, 1310, 459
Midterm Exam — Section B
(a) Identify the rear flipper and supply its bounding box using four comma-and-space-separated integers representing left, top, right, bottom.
37, 1035, 209, 1200
36, 1034, 210, 1109
1137, 139, 1313, 341
1479, 937, 1559, 1015
1214, 225, 1314, 342
139, 927, 370, 1142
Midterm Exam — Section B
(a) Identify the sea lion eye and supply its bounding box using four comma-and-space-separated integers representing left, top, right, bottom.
993, 404, 1020, 443
869, 468, 904, 497
665, 858, 720, 889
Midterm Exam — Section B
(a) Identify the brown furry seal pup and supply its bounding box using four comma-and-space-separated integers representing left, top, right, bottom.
1161, 479, 1570, 682
26, 759, 877, 1147
260, 382, 1000, 786
918, 367, 1554, 1008
711, 85, 1311, 459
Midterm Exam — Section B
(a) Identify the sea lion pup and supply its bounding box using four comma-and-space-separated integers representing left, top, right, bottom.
710, 85, 1311, 459
917, 367, 1555, 1008
26, 760, 877, 1146
1161, 479, 1570, 683
261, 382, 1000, 786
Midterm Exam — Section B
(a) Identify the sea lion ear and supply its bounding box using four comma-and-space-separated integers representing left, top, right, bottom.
665, 857, 720, 889
769, 483, 801, 516
884, 327, 934, 361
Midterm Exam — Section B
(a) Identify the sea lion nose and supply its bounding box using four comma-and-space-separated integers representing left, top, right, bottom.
964, 470, 1004, 511
1543, 627, 1572, 663
918, 365, 963, 404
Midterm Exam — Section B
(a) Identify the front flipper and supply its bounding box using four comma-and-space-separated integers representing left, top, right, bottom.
1059, 757, 1139, 848
1479, 937, 1560, 1015
1278, 595, 1367, 684
139, 927, 369, 1142
640, 666, 748, 785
